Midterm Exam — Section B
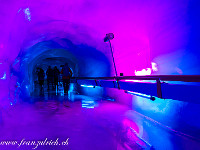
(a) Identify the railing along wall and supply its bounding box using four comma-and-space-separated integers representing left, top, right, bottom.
71, 75, 200, 103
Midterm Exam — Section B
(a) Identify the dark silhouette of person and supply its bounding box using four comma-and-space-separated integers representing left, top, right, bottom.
37, 68, 45, 94
61, 63, 72, 95
46, 66, 54, 90
53, 66, 60, 90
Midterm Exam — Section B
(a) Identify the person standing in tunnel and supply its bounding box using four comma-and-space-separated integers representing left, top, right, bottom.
53, 66, 60, 90
61, 63, 72, 95
46, 66, 54, 90
37, 68, 45, 94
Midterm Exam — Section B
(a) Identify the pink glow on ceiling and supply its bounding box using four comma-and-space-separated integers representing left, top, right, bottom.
0, 0, 190, 75
0, 44, 4, 49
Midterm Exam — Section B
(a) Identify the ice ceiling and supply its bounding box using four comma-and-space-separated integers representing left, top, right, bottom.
0, 0, 200, 86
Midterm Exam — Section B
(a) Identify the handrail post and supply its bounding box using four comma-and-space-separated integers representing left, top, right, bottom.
109, 40, 118, 77
116, 80, 120, 89
95, 79, 98, 86
115, 77, 120, 89
156, 79, 162, 98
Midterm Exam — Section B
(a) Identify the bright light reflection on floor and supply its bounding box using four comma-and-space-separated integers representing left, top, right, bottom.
81, 100, 95, 109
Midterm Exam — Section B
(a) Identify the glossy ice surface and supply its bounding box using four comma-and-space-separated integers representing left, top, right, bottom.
0, 91, 144, 150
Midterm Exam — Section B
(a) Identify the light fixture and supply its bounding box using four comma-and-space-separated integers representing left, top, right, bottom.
104, 33, 117, 76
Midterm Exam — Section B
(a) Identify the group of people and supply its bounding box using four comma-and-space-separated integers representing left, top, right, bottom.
36, 63, 72, 94
46, 66, 60, 90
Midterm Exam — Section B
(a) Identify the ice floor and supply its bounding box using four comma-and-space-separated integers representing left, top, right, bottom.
1, 85, 200, 150
0, 86, 144, 150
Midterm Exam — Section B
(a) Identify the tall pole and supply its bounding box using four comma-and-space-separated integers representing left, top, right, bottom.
109, 40, 118, 77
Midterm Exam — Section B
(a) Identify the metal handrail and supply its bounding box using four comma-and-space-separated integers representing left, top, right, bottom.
71, 75, 200, 99
71, 75, 200, 82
